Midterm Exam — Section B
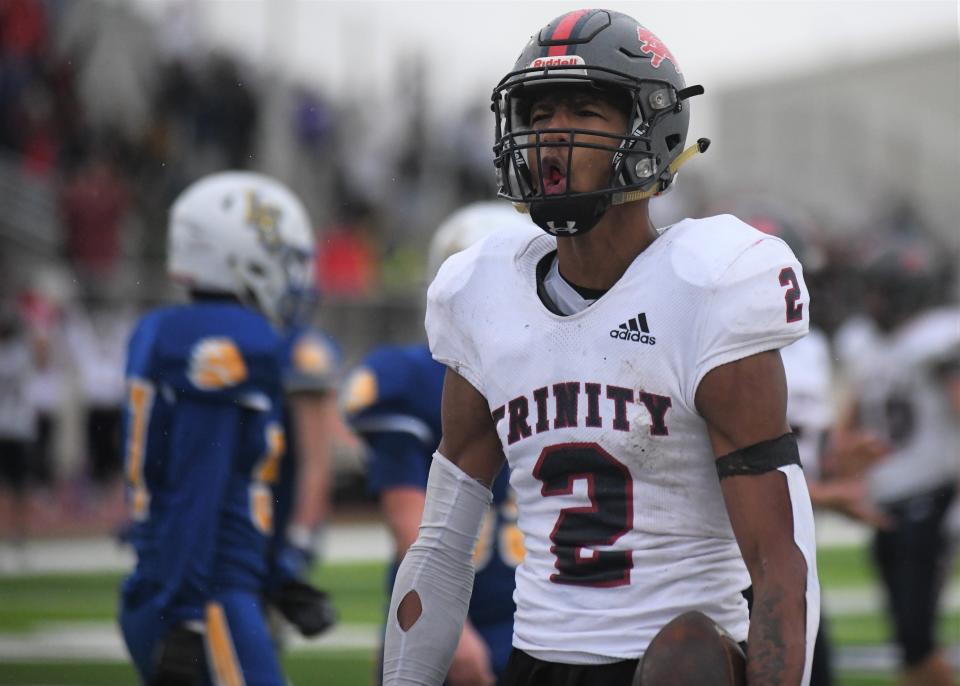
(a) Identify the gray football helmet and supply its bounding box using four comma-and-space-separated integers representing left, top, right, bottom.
492, 9, 707, 236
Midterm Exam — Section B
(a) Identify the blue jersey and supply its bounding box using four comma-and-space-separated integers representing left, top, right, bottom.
121, 302, 287, 624
342, 344, 521, 631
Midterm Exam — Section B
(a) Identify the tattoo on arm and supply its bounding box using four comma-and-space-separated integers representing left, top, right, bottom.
747, 584, 795, 685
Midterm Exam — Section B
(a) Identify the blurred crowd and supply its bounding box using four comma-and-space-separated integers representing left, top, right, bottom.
0, 0, 494, 536
0, 0, 497, 301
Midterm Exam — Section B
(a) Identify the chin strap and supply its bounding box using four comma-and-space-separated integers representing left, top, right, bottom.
613, 137, 711, 205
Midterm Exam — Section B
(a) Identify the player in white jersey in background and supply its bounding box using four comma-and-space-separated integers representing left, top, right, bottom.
382, 9, 819, 686
835, 230, 959, 686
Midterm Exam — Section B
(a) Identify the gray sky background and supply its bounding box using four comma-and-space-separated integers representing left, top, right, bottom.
125, 0, 957, 150
130, 1, 957, 96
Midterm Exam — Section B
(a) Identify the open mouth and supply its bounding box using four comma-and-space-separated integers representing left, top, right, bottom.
541, 157, 567, 195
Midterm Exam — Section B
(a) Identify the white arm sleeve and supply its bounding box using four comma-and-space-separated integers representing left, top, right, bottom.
781, 463, 820, 686
382, 452, 493, 686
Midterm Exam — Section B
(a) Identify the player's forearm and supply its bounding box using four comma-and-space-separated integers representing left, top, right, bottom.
745, 565, 809, 685
719, 463, 816, 686
381, 488, 427, 560
291, 397, 335, 528
291, 449, 331, 528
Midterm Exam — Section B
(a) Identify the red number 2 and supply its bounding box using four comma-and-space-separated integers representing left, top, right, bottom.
533, 443, 633, 587
778, 267, 803, 323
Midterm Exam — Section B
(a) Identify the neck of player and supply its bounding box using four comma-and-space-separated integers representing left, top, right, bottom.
555, 198, 658, 291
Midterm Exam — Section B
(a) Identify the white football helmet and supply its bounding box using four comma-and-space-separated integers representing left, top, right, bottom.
167, 171, 315, 325
426, 201, 535, 282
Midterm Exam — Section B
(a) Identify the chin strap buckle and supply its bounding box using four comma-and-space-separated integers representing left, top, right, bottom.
613, 137, 711, 205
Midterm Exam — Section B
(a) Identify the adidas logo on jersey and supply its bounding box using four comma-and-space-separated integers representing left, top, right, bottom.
610, 313, 656, 345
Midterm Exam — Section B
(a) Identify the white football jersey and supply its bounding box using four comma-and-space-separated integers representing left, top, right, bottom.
781, 328, 834, 480
426, 214, 812, 662
837, 307, 960, 505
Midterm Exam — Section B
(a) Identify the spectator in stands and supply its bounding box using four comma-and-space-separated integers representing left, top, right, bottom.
0, 295, 37, 544
59, 151, 131, 281
62, 286, 136, 496
315, 201, 379, 298
19, 269, 70, 491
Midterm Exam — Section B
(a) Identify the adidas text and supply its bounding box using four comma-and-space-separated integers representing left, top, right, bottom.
610, 329, 656, 345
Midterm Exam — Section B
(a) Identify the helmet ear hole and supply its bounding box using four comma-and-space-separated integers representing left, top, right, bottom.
665, 134, 681, 151
247, 262, 267, 278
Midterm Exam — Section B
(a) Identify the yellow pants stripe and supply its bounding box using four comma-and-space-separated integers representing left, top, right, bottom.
205, 602, 245, 686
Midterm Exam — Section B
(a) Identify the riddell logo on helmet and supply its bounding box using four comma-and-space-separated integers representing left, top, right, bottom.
529, 55, 586, 69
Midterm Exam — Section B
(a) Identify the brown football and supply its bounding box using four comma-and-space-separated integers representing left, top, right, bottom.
633, 611, 746, 686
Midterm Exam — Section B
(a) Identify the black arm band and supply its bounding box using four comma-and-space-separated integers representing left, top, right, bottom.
715, 432, 801, 480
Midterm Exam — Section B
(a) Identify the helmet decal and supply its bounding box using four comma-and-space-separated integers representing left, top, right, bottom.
636, 27, 680, 71
543, 9, 590, 56
244, 190, 284, 253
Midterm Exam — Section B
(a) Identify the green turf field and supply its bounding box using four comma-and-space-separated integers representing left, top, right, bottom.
0, 547, 956, 685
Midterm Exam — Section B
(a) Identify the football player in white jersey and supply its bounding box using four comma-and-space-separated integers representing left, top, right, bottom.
835, 232, 958, 686
382, 10, 819, 686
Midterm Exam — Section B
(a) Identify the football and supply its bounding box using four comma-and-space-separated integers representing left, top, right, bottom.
633, 611, 746, 686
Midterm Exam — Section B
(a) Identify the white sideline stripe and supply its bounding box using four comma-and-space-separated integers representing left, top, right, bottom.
0, 513, 869, 576
1, 584, 958, 661
0, 623, 379, 661
0, 523, 393, 575
824, 585, 960, 615
1, 623, 958, 672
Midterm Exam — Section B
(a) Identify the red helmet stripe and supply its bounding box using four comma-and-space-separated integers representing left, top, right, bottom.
547, 9, 589, 56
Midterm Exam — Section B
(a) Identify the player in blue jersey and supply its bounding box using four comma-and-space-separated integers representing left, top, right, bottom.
342, 202, 536, 686
118, 171, 315, 686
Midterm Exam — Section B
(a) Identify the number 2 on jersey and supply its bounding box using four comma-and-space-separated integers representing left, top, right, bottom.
779, 267, 803, 323
533, 443, 633, 587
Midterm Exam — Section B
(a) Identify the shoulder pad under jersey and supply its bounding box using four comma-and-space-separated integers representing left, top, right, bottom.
341, 344, 441, 446
426, 224, 544, 394
669, 216, 810, 401
281, 327, 341, 394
